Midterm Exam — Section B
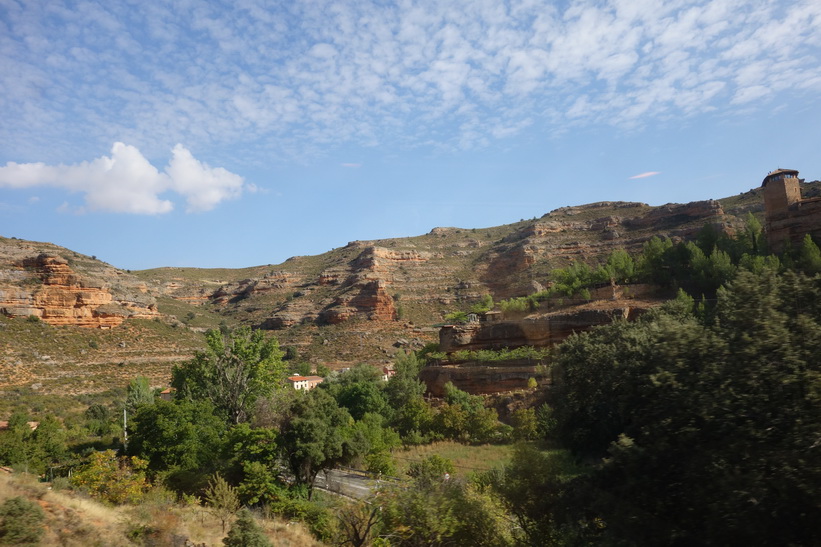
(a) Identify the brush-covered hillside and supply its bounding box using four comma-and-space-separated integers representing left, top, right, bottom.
2, 180, 819, 398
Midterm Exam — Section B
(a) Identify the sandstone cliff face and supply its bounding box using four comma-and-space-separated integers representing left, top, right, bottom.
0, 242, 158, 328
420, 361, 550, 397
138, 197, 737, 341
425, 298, 653, 395
438, 306, 637, 353
478, 200, 731, 295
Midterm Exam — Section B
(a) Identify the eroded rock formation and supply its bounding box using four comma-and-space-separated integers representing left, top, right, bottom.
0, 252, 158, 328
423, 299, 652, 395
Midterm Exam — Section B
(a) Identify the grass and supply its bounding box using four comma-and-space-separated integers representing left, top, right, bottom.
0, 472, 322, 546
393, 441, 515, 479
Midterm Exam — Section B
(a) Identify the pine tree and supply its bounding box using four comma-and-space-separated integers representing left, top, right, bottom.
222, 509, 272, 547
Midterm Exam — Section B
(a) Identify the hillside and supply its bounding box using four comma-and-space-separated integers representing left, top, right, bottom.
2, 180, 819, 397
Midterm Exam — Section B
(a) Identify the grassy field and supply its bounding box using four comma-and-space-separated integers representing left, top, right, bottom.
392, 441, 516, 479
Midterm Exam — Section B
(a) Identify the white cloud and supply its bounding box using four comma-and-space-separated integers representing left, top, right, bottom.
165, 144, 245, 212
0, 143, 247, 214
629, 171, 661, 179
0, 1, 819, 159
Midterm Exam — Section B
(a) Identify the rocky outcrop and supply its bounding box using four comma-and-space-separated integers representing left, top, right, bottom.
0, 253, 158, 328
425, 301, 652, 395
420, 361, 552, 396
319, 279, 396, 324
439, 306, 641, 353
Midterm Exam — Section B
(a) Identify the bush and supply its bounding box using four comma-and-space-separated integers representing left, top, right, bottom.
444, 311, 468, 324
223, 508, 272, 547
0, 496, 45, 545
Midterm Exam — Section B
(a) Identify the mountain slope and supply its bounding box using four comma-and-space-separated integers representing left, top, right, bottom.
3, 180, 818, 395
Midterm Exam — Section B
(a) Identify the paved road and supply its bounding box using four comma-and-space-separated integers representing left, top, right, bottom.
313, 469, 382, 499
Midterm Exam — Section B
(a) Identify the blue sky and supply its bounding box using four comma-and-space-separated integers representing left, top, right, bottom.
1, 0, 820, 270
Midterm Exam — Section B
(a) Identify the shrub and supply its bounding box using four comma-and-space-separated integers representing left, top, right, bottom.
70, 450, 148, 504
0, 496, 45, 545
223, 509, 272, 546
444, 311, 468, 324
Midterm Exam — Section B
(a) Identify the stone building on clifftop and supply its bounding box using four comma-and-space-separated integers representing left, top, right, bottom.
762, 168, 821, 253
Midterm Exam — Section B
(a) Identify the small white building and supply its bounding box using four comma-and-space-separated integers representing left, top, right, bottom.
286, 375, 324, 390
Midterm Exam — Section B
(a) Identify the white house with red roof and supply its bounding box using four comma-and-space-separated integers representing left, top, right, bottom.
286, 375, 324, 390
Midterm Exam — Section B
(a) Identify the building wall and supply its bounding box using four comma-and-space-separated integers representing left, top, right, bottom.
763, 175, 821, 253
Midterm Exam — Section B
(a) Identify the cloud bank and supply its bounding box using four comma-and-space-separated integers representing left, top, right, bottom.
0, 143, 246, 214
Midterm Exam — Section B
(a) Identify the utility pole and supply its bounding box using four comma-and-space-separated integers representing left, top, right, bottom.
123, 407, 128, 452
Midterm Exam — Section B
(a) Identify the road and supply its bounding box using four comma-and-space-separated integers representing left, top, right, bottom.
313, 468, 383, 499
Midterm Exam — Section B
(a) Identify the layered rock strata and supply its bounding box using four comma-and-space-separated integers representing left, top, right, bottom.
0, 253, 157, 328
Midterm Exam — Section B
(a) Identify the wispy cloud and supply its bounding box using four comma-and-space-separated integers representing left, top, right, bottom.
0, 143, 246, 214
341, 163, 362, 168
0, 1, 819, 161
629, 171, 661, 180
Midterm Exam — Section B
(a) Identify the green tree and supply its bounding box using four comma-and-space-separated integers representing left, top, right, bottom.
380, 471, 514, 546
221, 423, 278, 482
797, 233, 821, 274
470, 294, 494, 314
550, 261, 594, 297
0, 412, 35, 472
84, 404, 115, 437
350, 413, 400, 475
742, 212, 764, 255
205, 473, 240, 533
491, 445, 581, 544
336, 382, 390, 422
385, 352, 426, 409
0, 497, 45, 546
279, 389, 358, 498
546, 269, 821, 545
637, 235, 674, 284
443, 311, 468, 324
125, 376, 155, 412
600, 248, 635, 284
31, 415, 67, 469
407, 455, 454, 487
386, 352, 434, 439
238, 461, 288, 506
172, 326, 285, 424
510, 408, 538, 441
128, 399, 227, 493
435, 382, 500, 443
222, 508, 272, 547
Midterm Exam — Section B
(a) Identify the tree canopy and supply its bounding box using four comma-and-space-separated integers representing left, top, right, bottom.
171, 326, 285, 424
527, 268, 821, 545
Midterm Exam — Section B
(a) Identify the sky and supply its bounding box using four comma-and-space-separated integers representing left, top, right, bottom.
1, 0, 820, 270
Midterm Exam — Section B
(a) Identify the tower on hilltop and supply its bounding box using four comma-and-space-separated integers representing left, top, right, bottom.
761, 168, 821, 254
762, 168, 801, 215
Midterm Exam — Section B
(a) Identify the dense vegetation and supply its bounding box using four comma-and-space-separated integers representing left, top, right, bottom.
0, 220, 819, 545
496, 268, 821, 545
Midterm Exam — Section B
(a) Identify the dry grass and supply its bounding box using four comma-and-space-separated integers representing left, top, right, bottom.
0, 472, 324, 546
393, 441, 514, 479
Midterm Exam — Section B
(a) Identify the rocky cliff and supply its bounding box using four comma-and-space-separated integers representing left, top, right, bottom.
0, 240, 158, 328
3, 180, 803, 395
422, 294, 654, 395
125, 194, 746, 368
